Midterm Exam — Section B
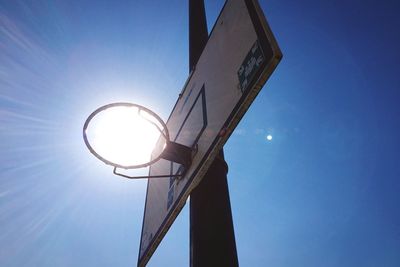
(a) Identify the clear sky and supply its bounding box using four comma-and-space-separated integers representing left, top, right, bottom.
1, 0, 400, 266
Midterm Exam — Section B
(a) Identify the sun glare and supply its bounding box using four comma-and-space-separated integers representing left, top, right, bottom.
85, 106, 163, 167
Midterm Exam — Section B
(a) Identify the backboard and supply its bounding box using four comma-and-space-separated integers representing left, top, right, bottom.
138, 0, 282, 265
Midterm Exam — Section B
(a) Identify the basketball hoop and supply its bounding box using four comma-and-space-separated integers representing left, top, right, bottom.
83, 102, 193, 179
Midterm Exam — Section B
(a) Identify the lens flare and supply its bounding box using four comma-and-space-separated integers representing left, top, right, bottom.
85, 106, 162, 167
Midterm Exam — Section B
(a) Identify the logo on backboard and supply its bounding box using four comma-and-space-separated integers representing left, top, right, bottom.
238, 40, 265, 92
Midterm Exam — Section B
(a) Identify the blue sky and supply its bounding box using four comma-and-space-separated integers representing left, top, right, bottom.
1, 0, 400, 266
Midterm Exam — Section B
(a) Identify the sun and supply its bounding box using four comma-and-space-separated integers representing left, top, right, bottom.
85, 105, 163, 167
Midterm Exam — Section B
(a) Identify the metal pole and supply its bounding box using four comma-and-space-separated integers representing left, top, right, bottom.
189, 0, 208, 71
189, 1, 239, 266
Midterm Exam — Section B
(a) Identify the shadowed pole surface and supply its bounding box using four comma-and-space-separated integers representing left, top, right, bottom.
189, 0, 239, 266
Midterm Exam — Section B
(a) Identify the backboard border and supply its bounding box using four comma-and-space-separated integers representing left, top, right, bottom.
138, 0, 282, 265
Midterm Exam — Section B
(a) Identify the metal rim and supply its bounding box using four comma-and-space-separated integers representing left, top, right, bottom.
83, 102, 170, 169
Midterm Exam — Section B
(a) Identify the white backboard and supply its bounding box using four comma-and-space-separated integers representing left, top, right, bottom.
138, 0, 282, 265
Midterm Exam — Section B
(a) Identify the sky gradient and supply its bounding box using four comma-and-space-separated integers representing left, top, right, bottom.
1, 0, 400, 266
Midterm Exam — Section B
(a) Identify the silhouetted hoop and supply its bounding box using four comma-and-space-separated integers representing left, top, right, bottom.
83, 102, 170, 169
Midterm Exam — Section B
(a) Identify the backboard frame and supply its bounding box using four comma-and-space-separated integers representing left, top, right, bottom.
138, 0, 282, 265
